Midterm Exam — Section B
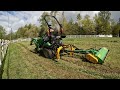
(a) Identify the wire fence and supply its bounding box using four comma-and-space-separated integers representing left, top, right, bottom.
66, 35, 112, 38
0, 39, 10, 66
0, 39, 10, 78
11, 35, 113, 43
11, 38, 31, 43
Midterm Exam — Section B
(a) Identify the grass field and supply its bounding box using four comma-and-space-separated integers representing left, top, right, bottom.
2, 37, 120, 79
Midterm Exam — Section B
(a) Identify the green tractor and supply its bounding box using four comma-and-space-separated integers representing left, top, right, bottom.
30, 15, 66, 59
30, 15, 109, 64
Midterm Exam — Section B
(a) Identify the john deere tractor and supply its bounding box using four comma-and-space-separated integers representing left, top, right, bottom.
30, 15, 66, 59
30, 15, 109, 64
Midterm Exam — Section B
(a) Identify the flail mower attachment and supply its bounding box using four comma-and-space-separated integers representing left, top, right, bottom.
56, 45, 109, 64
85, 47, 109, 64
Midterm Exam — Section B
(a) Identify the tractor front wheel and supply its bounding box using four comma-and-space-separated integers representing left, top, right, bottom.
43, 48, 54, 59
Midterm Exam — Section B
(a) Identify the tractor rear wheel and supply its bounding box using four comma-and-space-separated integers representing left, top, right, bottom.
43, 48, 54, 59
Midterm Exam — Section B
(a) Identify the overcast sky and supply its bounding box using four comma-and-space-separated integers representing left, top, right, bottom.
0, 11, 119, 33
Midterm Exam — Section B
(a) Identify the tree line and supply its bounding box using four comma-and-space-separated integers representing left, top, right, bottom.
0, 11, 120, 40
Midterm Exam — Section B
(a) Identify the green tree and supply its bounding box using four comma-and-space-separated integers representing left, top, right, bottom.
64, 18, 79, 35
94, 11, 111, 35
72, 22, 79, 35
16, 24, 39, 38
112, 18, 120, 37
82, 14, 95, 35
64, 18, 73, 35
0, 25, 6, 39
62, 18, 68, 35
50, 11, 58, 16
38, 12, 50, 32
77, 13, 82, 26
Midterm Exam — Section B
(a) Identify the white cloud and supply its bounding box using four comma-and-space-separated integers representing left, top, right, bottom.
93, 11, 99, 13
0, 11, 100, 34
0, 11, 44, 33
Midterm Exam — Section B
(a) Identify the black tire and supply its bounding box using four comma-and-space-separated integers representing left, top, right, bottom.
34, 48, 38, 53
43, 48, 54, 59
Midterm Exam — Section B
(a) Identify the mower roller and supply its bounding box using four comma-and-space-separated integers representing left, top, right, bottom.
30, 15, 109, 64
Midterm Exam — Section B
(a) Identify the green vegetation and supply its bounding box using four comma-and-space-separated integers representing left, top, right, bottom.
0, 25, 6, 39
2, 37, 120, 79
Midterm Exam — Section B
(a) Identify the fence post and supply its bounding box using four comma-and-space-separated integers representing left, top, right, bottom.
0, 39, 9, 67
0, 46, 1, 65
0, 40, 1, 78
